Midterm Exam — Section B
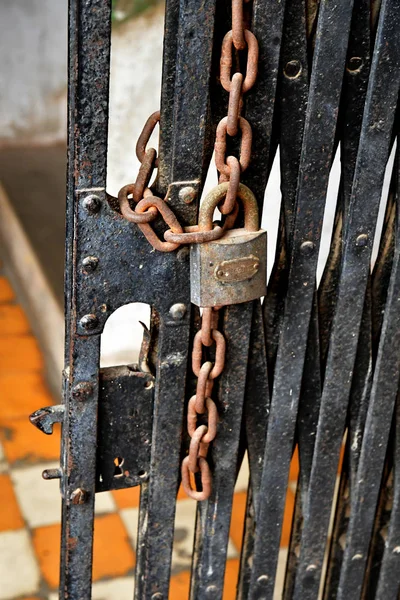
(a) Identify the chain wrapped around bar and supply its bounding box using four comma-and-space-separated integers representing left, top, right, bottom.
117, 0, 259, 500
180, 0, 259, 501
117, 0, 258, 252
217, 0, 258, 215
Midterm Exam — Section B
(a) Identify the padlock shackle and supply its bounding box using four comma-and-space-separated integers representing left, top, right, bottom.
198, 183, 259, 232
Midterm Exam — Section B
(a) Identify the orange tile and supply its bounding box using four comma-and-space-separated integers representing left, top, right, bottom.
280, 487, 296, 548
112, 486, 141, 510
289, 446, 299, 481
0, 277, 14, 303
170, 570, 190, 598
338, 442, 345, 474
0, 305, 30, 336
0, 473, 24, 531
223, 558, 240, 599
34, 514, 135, 589
0, 418, 60, 465
229, 491, 247, 551
93, 513, 135, 581
0, 335, 43, 371
177, 483, 187, 501
0, 372, 52, 421
32, 523, 60, 589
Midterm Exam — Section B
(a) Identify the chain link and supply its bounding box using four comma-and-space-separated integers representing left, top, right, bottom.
215, 2, 259, 221
181, 310, 224, 501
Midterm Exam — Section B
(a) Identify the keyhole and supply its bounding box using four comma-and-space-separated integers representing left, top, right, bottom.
113, 457, 125, 478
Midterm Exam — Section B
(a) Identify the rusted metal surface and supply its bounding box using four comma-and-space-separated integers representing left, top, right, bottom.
29, 0, 400, 598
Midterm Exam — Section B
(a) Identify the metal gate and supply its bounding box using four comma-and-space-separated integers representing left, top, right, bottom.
30, 0, 400, 598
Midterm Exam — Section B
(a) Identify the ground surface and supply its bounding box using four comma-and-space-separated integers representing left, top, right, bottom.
0, 264, 297, 599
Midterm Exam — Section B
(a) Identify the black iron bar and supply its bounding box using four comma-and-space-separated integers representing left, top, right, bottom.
292, 0, 400, 596
248, 0, 355, 595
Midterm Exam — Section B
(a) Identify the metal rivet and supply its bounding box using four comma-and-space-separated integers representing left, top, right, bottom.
257, 574, 269, 584
347, 56, 363, 73
306, 564, 317, 572
179, 186, 197, 204
355, 233, 368, 247
300, 240, 315, 255
169, 303, 187, 320
82, 194, 101, 214
284, 59, 302, 79
151, 594, 163, 600
72, 382, 94, 401
79, 314, 99, 330
206, 585, 218, 596
70, 488, 88, 505
82, 256, 99, 272
42, 468, 62, 480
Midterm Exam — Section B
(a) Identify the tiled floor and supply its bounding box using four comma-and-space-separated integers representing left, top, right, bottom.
0, 267, 298, 599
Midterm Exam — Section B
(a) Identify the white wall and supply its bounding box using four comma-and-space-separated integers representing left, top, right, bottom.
0, 0, 68, 144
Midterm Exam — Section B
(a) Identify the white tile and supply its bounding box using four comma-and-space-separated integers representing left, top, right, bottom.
235, 453, 249, 493
120, 506, 139, 546
0, 529, 40, 599
50, 577, 135, 600
95, 491, 117, 514
11, 462, 61, 528
92, 576, 135, 600
274, 548, 288, 600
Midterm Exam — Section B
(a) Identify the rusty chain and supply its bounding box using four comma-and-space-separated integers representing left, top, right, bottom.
181, 0, 259, 501
117, 0, 259, 500
181, 308, 224, 500
117, 2, 258, 254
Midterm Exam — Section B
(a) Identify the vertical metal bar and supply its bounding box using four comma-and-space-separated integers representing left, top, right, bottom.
156, 0, 180, 195
137, 314, 192, 599
335, 151, 400, 600
190, 302, 253, 600
135, 2, 217, 598
237, 301, 269, 599
248, 0, 355, 595
292, 0, 400, 596
375, 394, 400, 599
61, 1, 112, 597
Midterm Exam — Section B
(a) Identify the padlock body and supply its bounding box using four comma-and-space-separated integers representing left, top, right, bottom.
190, 228, 267, 307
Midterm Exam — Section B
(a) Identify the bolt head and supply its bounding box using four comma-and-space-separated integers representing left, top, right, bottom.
355, 233, 368, 247
284, 59, 302, 79
72, 381, 94, 401
82, 256, 99, 272
206, 585, 218, 597
151, 594, 163, 600
306, 564, 317, 572
82, 195, 101, 214
347, 56, 363, 72
42, 468, 62, 480
300, 240, 315, 255
179, 186, 197, 204
70, 488, 88, 505
169, 303, 187, 320
79, 314, 99, 330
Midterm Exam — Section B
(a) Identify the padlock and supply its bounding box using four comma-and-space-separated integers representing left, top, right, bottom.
190, 182, 267, 307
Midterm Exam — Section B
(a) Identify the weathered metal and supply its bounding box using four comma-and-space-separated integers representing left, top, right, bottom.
29, 0, 400, 598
